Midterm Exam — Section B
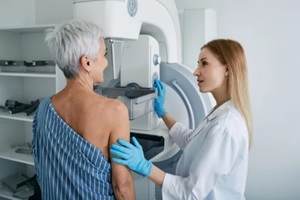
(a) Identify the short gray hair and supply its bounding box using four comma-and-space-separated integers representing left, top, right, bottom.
45, 19, 103, 78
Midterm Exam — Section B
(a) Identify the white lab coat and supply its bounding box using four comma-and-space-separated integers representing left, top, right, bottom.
162, 100, 249, 200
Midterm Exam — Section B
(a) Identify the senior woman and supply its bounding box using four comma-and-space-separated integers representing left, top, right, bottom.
32, 19, 135, 200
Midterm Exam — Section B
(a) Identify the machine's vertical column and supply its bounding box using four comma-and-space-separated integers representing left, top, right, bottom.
121, 35, 160, 130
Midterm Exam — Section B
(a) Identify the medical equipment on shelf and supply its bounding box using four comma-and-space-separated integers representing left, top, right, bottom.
73, 0, 212, 199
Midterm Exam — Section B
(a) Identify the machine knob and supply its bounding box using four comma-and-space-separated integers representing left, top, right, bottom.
153, 54, 161, 66
125, 82, 141, 90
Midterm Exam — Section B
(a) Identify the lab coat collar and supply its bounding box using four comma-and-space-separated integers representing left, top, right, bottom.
207, 99, 234, 121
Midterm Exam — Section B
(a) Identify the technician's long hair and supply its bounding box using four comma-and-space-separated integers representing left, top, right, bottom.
202, 39, 252, 148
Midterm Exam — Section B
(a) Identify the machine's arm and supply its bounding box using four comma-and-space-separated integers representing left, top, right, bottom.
73, 0, 182, 63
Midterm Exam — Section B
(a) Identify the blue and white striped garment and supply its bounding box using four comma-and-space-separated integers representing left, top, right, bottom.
32, 97, 115, 200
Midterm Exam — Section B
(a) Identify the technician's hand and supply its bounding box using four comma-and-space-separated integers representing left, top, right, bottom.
110, 137, 153, 177
153, 79, 167, 118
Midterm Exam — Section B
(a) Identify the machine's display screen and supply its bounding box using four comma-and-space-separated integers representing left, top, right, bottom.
130, 132, 164, 160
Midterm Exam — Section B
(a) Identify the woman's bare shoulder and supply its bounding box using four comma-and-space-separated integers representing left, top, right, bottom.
93, 94, 128, 118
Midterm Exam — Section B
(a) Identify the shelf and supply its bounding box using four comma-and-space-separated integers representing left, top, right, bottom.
0, 148, 34, 166
0, 23, 57, 199
0, 109, 34, 122
0, 183, 21, 200
0, 71, 56, 78
0, 65, 56, 78
0, 24, 56, 33
0, 183, 33, 200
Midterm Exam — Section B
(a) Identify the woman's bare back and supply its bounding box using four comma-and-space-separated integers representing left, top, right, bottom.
51, 83, 121, 158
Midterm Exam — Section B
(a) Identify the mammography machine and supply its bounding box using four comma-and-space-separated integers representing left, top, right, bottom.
73, 0, 212, 199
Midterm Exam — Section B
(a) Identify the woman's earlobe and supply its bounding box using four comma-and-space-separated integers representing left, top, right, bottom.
80, 55, 92, 73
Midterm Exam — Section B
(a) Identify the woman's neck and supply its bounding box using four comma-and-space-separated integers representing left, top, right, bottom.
212, 91, 230, 109
66, 77, 93, 91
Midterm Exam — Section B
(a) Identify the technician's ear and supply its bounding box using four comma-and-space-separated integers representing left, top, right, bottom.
225, 67, 229, 76
80, 55, 92, 72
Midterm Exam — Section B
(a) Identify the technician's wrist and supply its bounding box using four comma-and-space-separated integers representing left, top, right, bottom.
158, 109, 167, 118
143, 161, 153, 177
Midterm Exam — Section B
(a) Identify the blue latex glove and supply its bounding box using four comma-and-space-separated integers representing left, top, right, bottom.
153, 79, 167, 118
110, 137, 153, 177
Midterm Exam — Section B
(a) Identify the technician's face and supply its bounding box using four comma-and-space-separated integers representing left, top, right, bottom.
193, 48, 227, 94
93, 37, 108, 83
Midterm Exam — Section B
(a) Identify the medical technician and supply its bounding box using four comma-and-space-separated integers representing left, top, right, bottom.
32, 20, 135, 200
110, 39, 252, 200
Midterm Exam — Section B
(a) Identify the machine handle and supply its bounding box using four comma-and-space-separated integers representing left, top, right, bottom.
171, 80, 195, 129
134, 92, 156, 104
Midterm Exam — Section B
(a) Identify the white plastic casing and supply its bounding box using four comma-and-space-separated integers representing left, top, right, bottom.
73, 0, 181, 63
121, 35, 160, 130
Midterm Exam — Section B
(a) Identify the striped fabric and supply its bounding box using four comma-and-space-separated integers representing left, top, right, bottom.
32, 97, 115, 200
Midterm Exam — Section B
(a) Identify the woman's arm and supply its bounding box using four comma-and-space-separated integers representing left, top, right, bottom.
109, 100, 135, 200
161, 113, 176, 130
110, 137, 166, 187
147, 165, 166, 187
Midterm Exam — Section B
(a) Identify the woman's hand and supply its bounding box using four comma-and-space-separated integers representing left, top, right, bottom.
110, 137, 153, 177
153, 79, 167, 118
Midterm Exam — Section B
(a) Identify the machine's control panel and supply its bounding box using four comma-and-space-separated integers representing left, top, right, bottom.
153, 54, 161, 66
127, 0, 138, 17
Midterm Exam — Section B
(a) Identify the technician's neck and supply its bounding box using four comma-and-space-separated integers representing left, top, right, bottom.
212, 92, 230, 109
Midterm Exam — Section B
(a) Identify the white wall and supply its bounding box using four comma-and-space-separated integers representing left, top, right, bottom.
176, 0, 300, 199
35, 0, 73, 24
0, 0, 35, 26
0, 0, 73, 27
